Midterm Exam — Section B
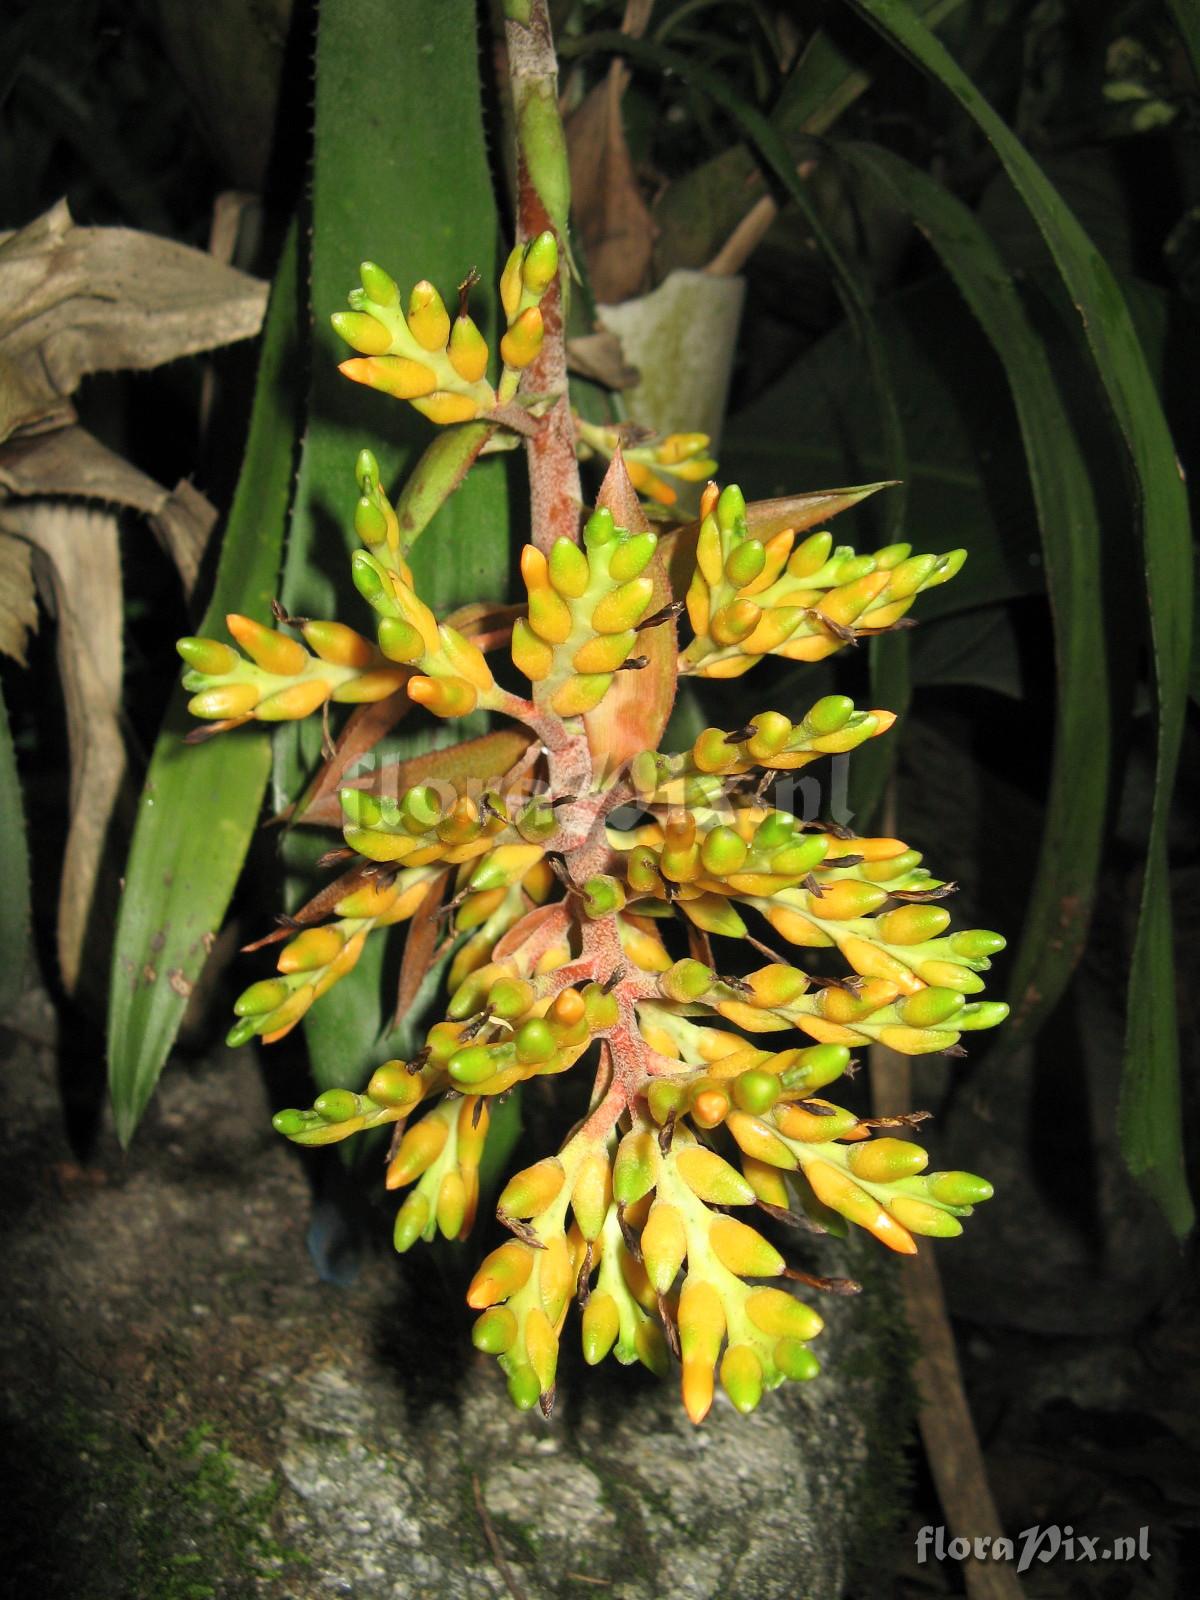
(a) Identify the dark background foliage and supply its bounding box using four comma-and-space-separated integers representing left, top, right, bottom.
1, 0, 1197, 1594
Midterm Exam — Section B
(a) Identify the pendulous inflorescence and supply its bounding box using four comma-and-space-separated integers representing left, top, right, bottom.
176, 228, 1006, 1423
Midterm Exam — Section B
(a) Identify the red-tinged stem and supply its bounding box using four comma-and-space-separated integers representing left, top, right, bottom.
505, 0, 582, 553
579, 1071, 626, 1143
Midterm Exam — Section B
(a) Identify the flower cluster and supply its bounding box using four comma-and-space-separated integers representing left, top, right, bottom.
177, 241, 1005, 1422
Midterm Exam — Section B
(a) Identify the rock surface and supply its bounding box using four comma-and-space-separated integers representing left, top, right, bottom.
0, 995, 906, 1599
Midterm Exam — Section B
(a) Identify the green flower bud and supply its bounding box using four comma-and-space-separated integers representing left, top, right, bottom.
521, 230, 559, 295
314, 1089, 360, 1123
359, 261, 398, 306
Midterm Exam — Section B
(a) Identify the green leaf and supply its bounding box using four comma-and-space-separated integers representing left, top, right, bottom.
1164, 0, 1200, 93
106, 222, 302, 1145
272, 0, 512, 1091
556, 28, 907, 538
722, 279, 1043, 616
0, 680, 31, 1010
841, 141, 1109, 1060
847, 0, 1194, 1232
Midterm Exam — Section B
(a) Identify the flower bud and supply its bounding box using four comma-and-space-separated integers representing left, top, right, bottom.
613, 1130, 658, 1205
581, 1291, 620, 1364
847, 1138, 929, 1183
448, 315, 489, 382
746, 1288, 823, 1342
720, 1345, 764, 1413
467, 1240, 535, 1308
177, 637, 238, 675
472, 1306, 518, 1355
393, 1192, 430, 1252
679, 1277, 725, 1425
331, 310, 393, 356
359, 260, 398, 306
498, 1157, 566, 1219
927, 1170, 994, 1206
709, 1216, 784, 1278
674, 1146, 754, 1206
571, 1152, 611, 1240
641, 1202, 687, 1293
386, 1115, 449, 1188
521, 230, 559, 294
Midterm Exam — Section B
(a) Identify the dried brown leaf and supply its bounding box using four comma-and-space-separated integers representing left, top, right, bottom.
394, 870, 451, 1027
0, 530, 38, 664
564, 6, 656, 305
0, 426, 219, 595
147, 479, 219, 597
565, 330, 639, 390
0, 198, 267, 443
14, 502, 130, 997
0, 424, 165, 511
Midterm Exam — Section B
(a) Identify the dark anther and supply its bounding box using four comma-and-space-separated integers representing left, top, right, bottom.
887, 882, 959, 902
941, 1044, 969, 1058
807, 972, 865, 995
497, 1210, 547, 1250
471, 1095, 485, 1128
538, 1385, 556, 1420
859, 1109, 934, 1130
405, 1046, 432, 1076
827, 853, 865, 869
456, 266, 481, 319
575, 1242, 594, 1307
806, 608, 857, 644
799, 1099, 838, 1116
657, 1292, 681, 1361
718, 973, 754, 994
458, 1011, 490, 1041
803, 873, 825, 897
273, 913, 304, 930
755, 1200, 825, 1234
753, 767, 781, 803
616, 655, 648, 671
545, 854, 576, 893
616, 1202, 642, 1262
270, 597, 310, 627
745, 933, 803, 971
601, 966, 626, 995
822, 818, 858, 840
783, 1265, 862, 1295
436, 887, 473, 924
550, 793, 577, 807
316, 846, 355, 870
658, 1107, 677, 1156
635, 599, 685, 632
481, 793, 508, 824
724, 724, 758, 745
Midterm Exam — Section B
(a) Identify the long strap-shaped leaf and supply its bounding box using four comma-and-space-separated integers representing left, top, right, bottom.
846, 0, 1194, 1234
107, 224, 302, 1145
276, 0, 511, 1090
841, 142, 1109, 1057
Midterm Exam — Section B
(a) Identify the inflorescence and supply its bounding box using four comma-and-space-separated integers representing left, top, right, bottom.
176, 233, 1006, 1422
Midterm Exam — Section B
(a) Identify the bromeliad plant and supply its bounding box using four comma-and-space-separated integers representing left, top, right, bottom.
170, 2, 1008, 1423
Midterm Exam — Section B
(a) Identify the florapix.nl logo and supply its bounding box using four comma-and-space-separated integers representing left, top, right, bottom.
916, 1524, 1151, 1575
